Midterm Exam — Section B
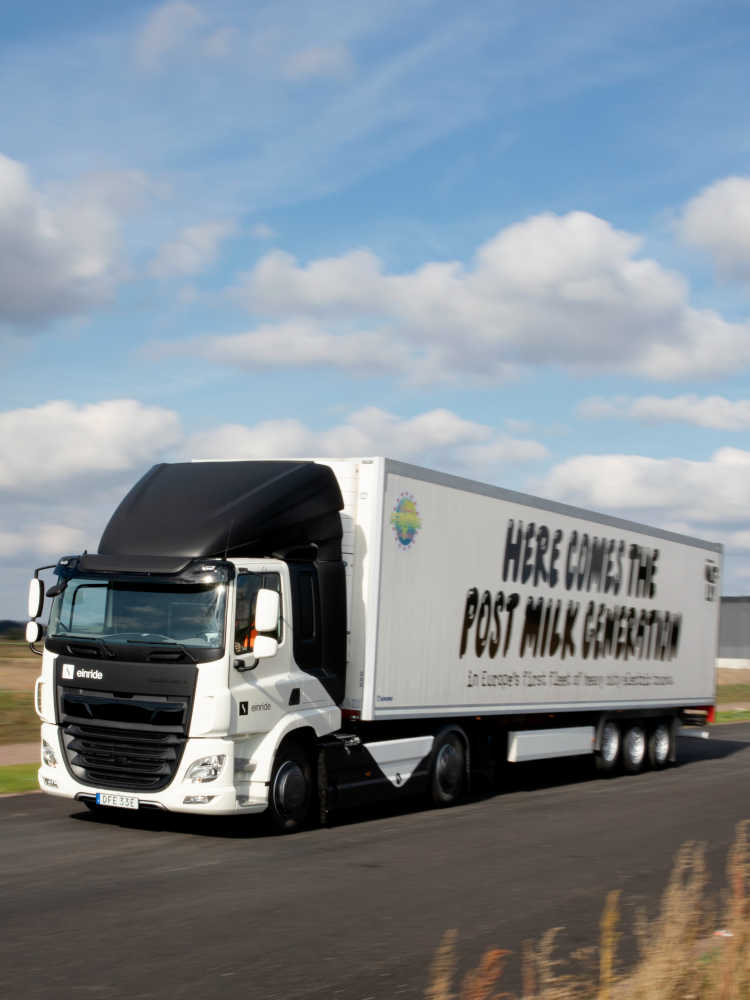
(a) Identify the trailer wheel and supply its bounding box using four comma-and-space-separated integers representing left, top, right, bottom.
622, 724, 646, 774
267, 740, 313, 834
595, 720, 621, 774
648, 722, 672, 770
430, 731, 466, 806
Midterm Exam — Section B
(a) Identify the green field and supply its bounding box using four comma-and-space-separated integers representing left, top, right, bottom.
714, 683, 750, 703
0, 764, 38, 795
715, 709, 750, 724
0, 691, 39, 745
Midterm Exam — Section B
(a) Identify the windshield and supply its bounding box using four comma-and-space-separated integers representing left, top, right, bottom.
48, 576, 227, 649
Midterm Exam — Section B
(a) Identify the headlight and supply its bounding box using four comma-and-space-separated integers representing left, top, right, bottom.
42, 740, 58, 768
185, 754, 226, 783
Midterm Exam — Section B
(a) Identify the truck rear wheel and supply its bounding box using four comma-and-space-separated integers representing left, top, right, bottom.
648, 722, 672, 769
622, 724, 646, 774
430, 731, 466, 806
595, 720, 621, 775
267, 740, 313, 834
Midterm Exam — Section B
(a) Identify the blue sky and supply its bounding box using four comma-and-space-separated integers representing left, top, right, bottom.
2, 0, 750, 617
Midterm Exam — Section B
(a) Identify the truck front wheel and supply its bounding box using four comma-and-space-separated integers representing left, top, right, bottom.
430, 731, 466, 806
267, 740, 313, 833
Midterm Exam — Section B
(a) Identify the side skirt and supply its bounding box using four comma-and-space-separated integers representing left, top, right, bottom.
319, 734, 435, 816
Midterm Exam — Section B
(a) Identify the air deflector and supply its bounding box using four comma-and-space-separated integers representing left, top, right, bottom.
98, 461, 344, 561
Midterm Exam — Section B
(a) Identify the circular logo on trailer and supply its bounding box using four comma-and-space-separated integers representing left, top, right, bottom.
390, 493, 422, 549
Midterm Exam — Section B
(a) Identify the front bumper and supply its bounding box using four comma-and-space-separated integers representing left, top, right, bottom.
37, 723, 271, 816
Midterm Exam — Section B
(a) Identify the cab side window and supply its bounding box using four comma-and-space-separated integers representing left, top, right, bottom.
290, 564, 321, 671
234, 572, 281, 653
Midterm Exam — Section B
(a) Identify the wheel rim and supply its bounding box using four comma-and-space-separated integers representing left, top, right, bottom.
272, 761, 307, 819
435, 740, 462, 798
652, 724, 670, 765
624, 726, 646, 767
601, 722, 620, 764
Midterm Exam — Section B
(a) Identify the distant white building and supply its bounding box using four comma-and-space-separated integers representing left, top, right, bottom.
718, 597, 750, 669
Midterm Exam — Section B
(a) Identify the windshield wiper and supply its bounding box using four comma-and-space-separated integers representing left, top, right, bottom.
144, 642, 198, 664
120, 635, 199, 664
59, 636, 116, 658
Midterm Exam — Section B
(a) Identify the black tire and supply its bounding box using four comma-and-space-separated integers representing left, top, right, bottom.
595, 720, 621, 775
430, 731, 466, 806
622, 724, 646, 774
648, 721, 672, 770
267, 740, 314, 834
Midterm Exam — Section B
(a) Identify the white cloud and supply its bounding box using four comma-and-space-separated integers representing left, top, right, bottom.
184, 406, 547, 477
0, 524, 88, 559
0, 398, 184, 616
579, 394, 750, 430
203, 212, 750, 383
0, 154, 144, 329
0, 400, 182, 493
680, 176, 750, 281
537, 448, 750, 594
150, 220, 236, 278
0, 398, 547, 617
158, 320, 411, 373
723, 530, 750, 552
538, 448, 750, 526
283, 45, 355, 81
135, 2, 206, 71
251, 223, 275, 240
204, 27, 237, 59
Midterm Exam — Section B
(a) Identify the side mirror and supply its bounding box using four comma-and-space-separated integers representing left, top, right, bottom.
26, 621, 44, 643
28, 579, 44, 619
254, 589, 280, 634
253, 635, 278, 659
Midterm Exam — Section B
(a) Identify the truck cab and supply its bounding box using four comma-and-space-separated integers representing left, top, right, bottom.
30, 459, 349, 828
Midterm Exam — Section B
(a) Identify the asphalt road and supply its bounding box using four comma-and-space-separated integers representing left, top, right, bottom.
2, 725, 750, 1000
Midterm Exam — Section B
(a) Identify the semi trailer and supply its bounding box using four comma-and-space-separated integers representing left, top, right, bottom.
27, 457, 721, 831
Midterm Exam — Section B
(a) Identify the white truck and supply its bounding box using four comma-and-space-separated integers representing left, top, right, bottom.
27, 458, 721, 831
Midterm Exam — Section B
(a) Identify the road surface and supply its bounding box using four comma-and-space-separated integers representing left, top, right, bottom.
2, 725, 749, 999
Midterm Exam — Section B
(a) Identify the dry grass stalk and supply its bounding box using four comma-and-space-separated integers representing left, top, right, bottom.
425, 824, 750, 1000
460, 947, 514, 1000
521, 939, 537, 999
521, 927, 589, 1000
715, 820, 750, 1000
619, 841, 709, 999
598, 890, 620, 1000
425, 928, 459, 1000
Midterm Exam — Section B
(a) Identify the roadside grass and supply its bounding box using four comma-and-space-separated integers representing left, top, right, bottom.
716, 683, 750, 704
0, 690, 39, 744
715, 709, 750, 724
426, 821, 750, 999
0, 764, 38, 795
0, 639, 31, 656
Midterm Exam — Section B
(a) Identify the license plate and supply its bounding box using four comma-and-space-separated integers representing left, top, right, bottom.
96, 792, 139, 810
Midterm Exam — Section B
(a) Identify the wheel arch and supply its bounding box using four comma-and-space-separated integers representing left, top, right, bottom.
250, 709, 336, 784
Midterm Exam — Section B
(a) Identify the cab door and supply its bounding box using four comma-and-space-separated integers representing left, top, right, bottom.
230, 565, 292, 736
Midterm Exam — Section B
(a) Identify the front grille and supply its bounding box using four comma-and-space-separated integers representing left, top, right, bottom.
59, 690, 191, 792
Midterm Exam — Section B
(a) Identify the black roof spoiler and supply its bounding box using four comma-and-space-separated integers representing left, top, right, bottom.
98, 460, 344, 563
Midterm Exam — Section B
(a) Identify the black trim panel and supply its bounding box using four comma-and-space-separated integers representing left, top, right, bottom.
56, 657, 197, 696
55, 656, 197, 792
